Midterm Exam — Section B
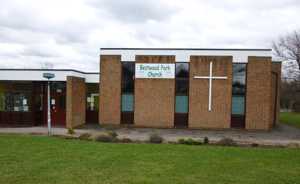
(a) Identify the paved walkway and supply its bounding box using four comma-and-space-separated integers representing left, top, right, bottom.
1, 124, 300, 147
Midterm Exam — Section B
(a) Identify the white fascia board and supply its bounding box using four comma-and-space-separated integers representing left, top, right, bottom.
100, 49, 272, 63
0, 70, 99, 83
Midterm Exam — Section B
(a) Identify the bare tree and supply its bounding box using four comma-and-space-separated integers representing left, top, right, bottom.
273, 30, 300, 70
273, 30, 300, 112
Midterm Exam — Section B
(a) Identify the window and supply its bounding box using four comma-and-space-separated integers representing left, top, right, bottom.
121, 62, 135, 94
174, 63, 189, 127
86, 84, 99, 111
0, 82, 32, 112
175, 63, 189, 112
121, 62, 135, 124
232, 64, 246, 96
231, 64, 247, 128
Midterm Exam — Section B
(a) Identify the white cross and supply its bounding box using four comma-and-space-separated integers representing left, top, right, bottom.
194, 61, 227, 111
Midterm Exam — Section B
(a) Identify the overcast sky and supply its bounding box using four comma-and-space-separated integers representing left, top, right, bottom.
0, 0, 300, 72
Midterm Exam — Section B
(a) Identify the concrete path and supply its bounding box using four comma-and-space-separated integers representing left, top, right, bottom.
1, 123, 300, 147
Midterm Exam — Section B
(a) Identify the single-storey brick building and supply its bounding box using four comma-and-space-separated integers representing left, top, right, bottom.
0, 48, 281, 131
99, 48, 281, 130
0, 69, 99, 128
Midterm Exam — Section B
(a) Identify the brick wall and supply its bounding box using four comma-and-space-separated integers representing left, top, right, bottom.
99, 55, 121, 125
134, 56, 175, 128
271, 62, 282, 126
245, 57, 272, 130
189, 56, 232, 129
66, 76, 86, 129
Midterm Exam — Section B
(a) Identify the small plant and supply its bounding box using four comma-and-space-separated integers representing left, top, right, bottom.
67, 128, 75, 135
94, 133, 115, 143
120, 138, 132, 143
186, 138, 202, 145
78, 133, 91, 140
178, 138, 202, 145
203, 137, 209, 144
149, 133, 163, 144
178, 138, 186, 144
106, 130, 118, 138
217, 138, 237, 146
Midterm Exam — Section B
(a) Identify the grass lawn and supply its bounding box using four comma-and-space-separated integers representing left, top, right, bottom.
280, 112, 300, 128
1, 135, 300, 184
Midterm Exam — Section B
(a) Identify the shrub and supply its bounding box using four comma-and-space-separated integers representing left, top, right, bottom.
120, 138, 133, 143
67, 128, 75, 135
287, 143, 300, 148
178, 138, 202, 145
106, 130, 118, 138
78, 133, 91, 140
203, 137, 209, 144
217, 138, 237, 146
94, 133, 115, 143
149, 133, 163, 144
178, 138, 186, 144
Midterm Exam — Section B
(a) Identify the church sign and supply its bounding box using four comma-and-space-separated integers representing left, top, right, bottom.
135, 63, 175, 79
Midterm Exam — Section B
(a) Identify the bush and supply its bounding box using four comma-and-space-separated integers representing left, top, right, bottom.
119, 138, 133, 143
106, 131, 118, 138
178, 138, 202, 145
178, 138, 186, 144
94, 133, 115, 143
203, 137, 209, 144
217, 138, 237, 146
251, 143, 259, 147
67, 128, 75, 135
149, 133, 163, 144
78, 133, 91, 140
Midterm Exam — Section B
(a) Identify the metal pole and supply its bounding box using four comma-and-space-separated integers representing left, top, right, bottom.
47, 80, 52, 135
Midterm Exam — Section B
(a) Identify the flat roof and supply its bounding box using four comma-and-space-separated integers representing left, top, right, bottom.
100, 48, 272, 63
0, 68, 99, 75
0, 69, 99, 83
101, 48, 272, 51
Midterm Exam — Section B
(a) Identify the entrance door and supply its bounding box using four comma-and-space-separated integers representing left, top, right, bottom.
50, 82, 66, 127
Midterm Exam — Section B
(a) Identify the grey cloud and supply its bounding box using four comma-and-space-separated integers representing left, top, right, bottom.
21, 45, 61, 58
0, 0, 300, 72
92, 0, 179, 23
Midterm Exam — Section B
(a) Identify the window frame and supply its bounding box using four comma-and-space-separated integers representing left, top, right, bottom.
231, 63, 247, 128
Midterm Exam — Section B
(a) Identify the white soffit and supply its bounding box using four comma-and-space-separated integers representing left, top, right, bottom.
0, 70, 99, 83
100, 48, 272, 63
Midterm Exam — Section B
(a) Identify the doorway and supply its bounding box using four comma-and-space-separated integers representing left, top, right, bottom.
43, 82, 66, 127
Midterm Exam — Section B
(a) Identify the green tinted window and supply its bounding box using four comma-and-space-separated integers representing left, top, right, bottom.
121, 94, 134, 112
175, 95, 188, 113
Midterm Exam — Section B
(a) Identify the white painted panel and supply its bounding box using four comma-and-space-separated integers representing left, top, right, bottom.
0, 70, 99, 83
135, 63, 175, 79
100, 49, 272, 63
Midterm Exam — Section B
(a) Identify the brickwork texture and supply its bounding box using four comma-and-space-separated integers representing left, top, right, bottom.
66, 76, 86, 128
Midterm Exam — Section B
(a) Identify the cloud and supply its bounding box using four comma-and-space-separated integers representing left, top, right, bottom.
91, 0, 179, 23
0, 0, 300, 72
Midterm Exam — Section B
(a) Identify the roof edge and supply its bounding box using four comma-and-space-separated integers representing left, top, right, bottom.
100, 48, 272, 51
0, 68, 99, 75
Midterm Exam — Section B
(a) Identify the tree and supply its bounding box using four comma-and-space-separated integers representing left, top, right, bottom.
273, 30, 300, 71
273, 30, 300, 112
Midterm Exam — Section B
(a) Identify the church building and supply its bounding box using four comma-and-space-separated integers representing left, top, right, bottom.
99, 48, 281, 130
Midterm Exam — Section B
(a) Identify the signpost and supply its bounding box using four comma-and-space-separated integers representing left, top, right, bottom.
43, 73, 55, 135
135, 63, 175, 79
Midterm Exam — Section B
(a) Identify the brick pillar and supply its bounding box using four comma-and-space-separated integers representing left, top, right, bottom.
245, 57, 272, 130
134, 56, 175, 128
66, 76, 86, 129
189, 56, 232, 129
271, 62, 282, 126
99, 55, 121, 125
